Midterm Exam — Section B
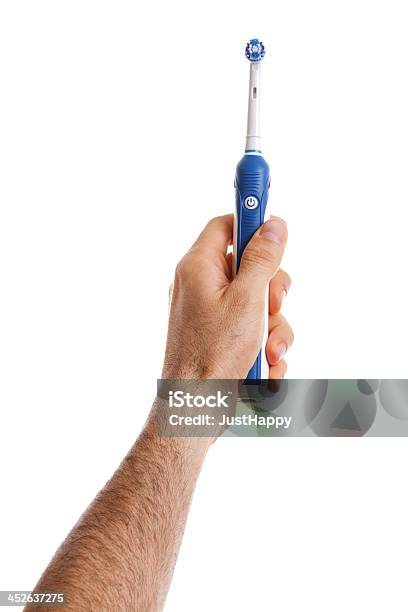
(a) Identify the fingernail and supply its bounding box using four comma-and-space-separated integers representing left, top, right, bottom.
280, 289, 287, 305
274, 342, 287, 362
260, 217, 287, 244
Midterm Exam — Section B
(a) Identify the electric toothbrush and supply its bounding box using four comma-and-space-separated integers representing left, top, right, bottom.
233, 39, 270, 379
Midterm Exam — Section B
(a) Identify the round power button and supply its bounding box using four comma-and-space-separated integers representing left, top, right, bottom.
244, 196, 259, 210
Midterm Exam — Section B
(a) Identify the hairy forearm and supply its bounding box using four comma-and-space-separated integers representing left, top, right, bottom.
29, 402, 209, 612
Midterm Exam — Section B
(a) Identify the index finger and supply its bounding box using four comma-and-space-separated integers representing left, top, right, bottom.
190, 214, 233, 255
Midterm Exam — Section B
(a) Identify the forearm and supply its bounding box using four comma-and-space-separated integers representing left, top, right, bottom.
30, 402, 209, 612
27, 213, 292, 612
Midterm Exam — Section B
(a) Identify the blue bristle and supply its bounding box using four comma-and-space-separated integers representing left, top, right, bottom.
245, 38, 265, 62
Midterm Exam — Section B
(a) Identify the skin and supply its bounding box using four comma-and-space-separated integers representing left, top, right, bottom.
27, 214, 293, 612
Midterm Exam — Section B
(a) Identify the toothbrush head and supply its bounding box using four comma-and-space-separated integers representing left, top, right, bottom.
245, 39, 265, 62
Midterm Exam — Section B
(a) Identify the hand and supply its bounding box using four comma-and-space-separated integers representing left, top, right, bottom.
163, 214, 293, 379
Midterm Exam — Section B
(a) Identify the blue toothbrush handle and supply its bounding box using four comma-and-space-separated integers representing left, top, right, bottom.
234, 154, 270, 380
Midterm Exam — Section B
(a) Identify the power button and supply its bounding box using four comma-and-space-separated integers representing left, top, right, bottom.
244, 196, 259, 210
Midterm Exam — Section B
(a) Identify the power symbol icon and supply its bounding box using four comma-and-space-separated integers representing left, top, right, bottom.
244, 196, 259, 210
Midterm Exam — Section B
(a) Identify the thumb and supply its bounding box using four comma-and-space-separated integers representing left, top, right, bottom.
236, 216, 288, 292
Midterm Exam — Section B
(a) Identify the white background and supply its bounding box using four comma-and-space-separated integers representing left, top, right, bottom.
1, 1, 408, 610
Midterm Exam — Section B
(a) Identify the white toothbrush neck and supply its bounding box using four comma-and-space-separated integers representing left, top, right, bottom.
245, 61, 262, 154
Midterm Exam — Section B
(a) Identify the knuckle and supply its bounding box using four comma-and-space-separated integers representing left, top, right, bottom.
269, 312, 284, 330
175, 256, 195, 282
279, 326, 294, 347
280, 315, 294, 344
211, 213, 230, 224
205, 215, 224, 231
175, 253, 209, 293
281, 269, 292, 288
269, 314, 295, 346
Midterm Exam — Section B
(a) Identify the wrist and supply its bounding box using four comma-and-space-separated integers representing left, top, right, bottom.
146, 400, 213, 457
161, 360, 237, 381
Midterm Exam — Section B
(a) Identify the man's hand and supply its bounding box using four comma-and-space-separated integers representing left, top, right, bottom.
163, 214, 293, 379
29, 214, 294, 612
